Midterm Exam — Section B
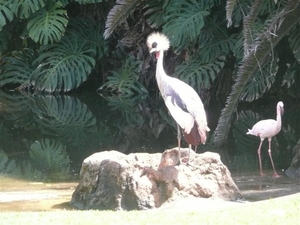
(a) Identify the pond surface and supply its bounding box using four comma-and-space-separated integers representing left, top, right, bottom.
0, 90, 299, 210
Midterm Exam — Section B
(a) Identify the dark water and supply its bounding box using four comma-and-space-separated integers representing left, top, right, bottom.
0, 90, 299, 182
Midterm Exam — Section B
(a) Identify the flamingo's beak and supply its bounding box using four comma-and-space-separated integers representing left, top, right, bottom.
280, 107, 284, 115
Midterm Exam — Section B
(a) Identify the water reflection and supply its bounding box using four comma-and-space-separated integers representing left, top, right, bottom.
0, 90, 299, 182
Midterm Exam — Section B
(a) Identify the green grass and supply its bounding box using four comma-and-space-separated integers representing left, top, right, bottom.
0, 193, 299, 225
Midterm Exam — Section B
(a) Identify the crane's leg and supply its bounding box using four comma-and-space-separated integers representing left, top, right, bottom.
187, 144, 192, 163
267, 138, 280, 178
194, 145, 198, 154
257, 139, 265, 176
177, 124, 182, 165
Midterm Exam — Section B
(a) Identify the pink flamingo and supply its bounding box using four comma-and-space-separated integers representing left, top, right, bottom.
246, 101, 284, 178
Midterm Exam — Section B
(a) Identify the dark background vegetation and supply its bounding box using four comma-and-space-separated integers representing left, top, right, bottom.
0, 0, 300, 180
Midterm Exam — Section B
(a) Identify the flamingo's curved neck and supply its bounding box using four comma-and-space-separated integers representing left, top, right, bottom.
276, 106, 282, 128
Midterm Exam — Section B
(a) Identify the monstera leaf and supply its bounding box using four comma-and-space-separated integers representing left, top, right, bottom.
15, 0, 46, 19
0, 1, 14, 31
31, 35, 96, 92
29, 139, 70, 178
163, 0, 212, 52
174, 56, 225, 91
0, 150, 44, 180
31, 95, 97, 145
27, 1, 68, 45
0, 49, 38, 88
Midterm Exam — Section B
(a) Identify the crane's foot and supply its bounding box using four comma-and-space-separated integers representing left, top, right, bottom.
272, 173, 281, 178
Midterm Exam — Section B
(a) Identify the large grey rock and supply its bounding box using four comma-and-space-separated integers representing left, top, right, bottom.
71, 148, 241, 210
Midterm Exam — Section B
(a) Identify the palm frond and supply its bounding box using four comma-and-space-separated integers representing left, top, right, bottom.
243, 0, 265, 57
27, 1, 68, 45
103, 0, 141, 39
214, 1, 300, 147
225, 0, 238, 27
240, 56, 278, 102
163, 0, 213, 52
30, 35, 96, 92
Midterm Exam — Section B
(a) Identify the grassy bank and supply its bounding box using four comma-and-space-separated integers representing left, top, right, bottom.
0, 193, 299, 225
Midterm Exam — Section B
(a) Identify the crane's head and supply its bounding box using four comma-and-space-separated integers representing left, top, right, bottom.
147, 32, 170, 59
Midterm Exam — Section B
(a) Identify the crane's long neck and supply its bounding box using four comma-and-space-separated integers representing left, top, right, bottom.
155, 50, 169, 98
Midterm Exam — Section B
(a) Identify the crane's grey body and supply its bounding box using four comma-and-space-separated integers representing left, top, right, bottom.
147, 32, 209, 163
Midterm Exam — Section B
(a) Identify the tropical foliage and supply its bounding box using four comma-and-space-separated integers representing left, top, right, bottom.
1, 0, 300, 150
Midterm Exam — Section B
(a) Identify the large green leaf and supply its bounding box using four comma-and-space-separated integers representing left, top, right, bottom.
0, 49, 38, 88
31, 95, 97, 145
29, 138, 70, 176
68, 17, 108, 60
27, 1, 68, 45
0, 1, 14, 31
31, 35, 96, 92
14, 0, 46, 19
174, 56, 225, 91
163, 0, 212, 52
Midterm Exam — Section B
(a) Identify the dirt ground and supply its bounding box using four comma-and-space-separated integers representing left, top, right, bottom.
0, 170, 299, 212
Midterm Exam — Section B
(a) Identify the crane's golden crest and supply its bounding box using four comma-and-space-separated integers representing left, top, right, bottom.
147, 32, 170, 53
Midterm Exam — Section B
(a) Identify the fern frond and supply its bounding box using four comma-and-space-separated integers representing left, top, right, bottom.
163, 0, 213, 52
100, 56, 146, 95
103, 0, 141, 39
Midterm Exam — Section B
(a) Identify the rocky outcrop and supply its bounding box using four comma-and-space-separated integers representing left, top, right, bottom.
71, 148, 241, 210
